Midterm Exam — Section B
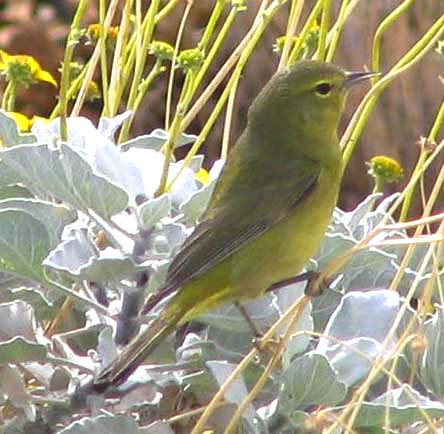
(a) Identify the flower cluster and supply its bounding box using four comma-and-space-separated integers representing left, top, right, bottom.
0, 50, 57, 88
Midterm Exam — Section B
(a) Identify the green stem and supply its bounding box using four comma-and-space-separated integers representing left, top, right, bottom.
325, 0, 349, 62
119, 0, 161, 138
107, 0, 134, 117
199, 0, 228, 52
167, 0, 284, 191
372, 176, 384, 194
342, 15, 444, 166
2, 80, 17, 111
72, 0, 120, 116
316, 0, 333, 60
155, 0, 180, 22
43, 276, 109, 316
98, 0, 110, 115
58, 0, 89, 141
288, 0, 324, 63
191, 3, 242, 94
278, 0, 304, 69
399, 99, 444, 221
156, 72, 195, 196
119, 59, 165, 142
108, 0, 180, 117
372, 0, 416, 76
164, 0, 193, 130
50, 66, 88, 118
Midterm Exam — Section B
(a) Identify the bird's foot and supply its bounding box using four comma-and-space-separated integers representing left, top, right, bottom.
304, 271, 332, 297
253, 336, 280, 354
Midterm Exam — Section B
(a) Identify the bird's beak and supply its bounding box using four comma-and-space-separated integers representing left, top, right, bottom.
344, 70, 380, 88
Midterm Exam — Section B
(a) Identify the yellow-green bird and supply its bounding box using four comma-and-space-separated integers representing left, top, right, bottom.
94, 60, 374, 390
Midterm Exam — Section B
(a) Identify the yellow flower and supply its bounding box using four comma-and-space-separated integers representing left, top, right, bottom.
274, 20, 320, 57
273, 35, 298, 54
4, 112, 49, 134
195, 168, 210, 185
177, 48, 204, 72
86, 23, 119, 48
0, 50, 57, 87
6, 111, 32, 131
30, 115, 50, 128
367, 155, 404, 183
367, 155, 404, 193
85, 80, 101, 102
149, 41, 175, 61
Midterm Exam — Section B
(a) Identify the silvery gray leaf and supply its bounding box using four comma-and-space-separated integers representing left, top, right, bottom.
206, 360, 257, 424
94, 139, 146, 203
420, 310, 444, 397
168, 165, 199, 208
0, 198, 76, 246
315, 232, 355, 269
120, 128, 197, 151
316, 290, 400, 385
0, 287, 55, 321
57, 415, 142, 434
161, 222, 188, 252
275, 281, 313, 361
340, 193, 382, 232
317, 290, 400, 350
0, 209, 50, 282
179, 179, 216, 223
43, 228, 97, 278
0, 110, 36, 146
0, 301, 36, 341
279, 352, 347, 409
0, 364, 35, 421
138, 194, 171, 231
187, 155, 205, 173
0, 143, 128, 218
339, 247, 399, 291
0, 337, 48, 363
98, 111, 131, 139
335, 384, 444, 428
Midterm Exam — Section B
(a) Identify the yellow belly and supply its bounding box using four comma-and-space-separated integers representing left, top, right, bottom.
175, 167, 341, 322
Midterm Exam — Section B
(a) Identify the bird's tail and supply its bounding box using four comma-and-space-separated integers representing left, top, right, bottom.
93, 307, 184, 391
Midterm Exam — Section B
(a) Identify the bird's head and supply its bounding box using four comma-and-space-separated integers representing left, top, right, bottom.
248, 60, 376, 159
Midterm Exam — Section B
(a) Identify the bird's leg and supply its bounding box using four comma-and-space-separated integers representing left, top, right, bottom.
266, 271, 314, 292
235, 302, 274, 354
235, 302, 263, 339
304, 272, 330, 297
265, 271, 330, 297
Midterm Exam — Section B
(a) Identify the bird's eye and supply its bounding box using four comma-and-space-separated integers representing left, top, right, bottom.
315, 82, 332, 96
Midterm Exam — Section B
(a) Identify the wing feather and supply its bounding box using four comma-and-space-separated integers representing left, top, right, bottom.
164, 153, 320, 291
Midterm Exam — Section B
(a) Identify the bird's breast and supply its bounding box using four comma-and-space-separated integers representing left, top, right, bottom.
228, 166, 341, 298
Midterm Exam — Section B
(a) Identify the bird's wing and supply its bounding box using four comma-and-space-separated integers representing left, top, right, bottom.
163, 154, 321, 291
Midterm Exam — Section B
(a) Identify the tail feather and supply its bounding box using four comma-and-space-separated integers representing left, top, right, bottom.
93, 309, 183, 389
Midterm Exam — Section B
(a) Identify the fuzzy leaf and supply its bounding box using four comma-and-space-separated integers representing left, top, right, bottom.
280, 353, 347, 409
0, 209, 50, 282
0, 143, 128, 218
138, 194, 171, 230
58, 415, 141, 434
120, 128, 197, 151
339, 384, 444, 427
316, 290, 400, 386
420, 310, 444, 397
0, 110, 37, 146
0, 337, 47, 363
0, 198, 76, 246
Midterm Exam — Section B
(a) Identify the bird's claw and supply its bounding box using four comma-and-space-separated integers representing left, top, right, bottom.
304, 272, 332, 297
